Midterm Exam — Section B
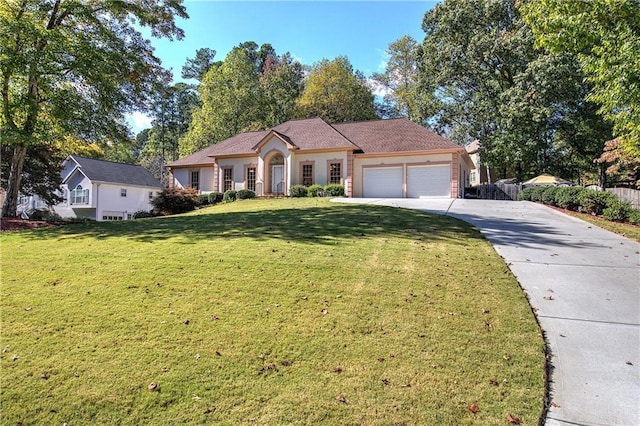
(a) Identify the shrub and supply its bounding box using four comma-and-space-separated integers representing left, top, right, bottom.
528, 186, 548, 202
289, 185, 308, 198
29, 209, 62, 221
603, 200, 633, 222
578, 189, 617, 215
151, 188, 200, 215
518, 187, 534, 201
198, 193, 211, 206
324, 184, 345, 197
223, 190, 237, 202
236, 189, 256, 200
554, 187, 585, 211
540, 186, 559, 206
208, 192, 224, 205
133, 210, 155, 219
307, 184, 324, 197
628, 209, 640, 225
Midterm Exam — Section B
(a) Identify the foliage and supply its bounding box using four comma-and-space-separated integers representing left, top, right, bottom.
372, 36, 427, 123
323, 184, 345, 197
578, 189, 617, 216
602, 200, 634, 222
294, 56, 377, 123
151, 188, 199, 215
595, 138, 640, 187
133, 210, 156, 219
0, 198, 544, 424
554, 187, 585, 211
0, 0, 187, 217
181, 43, 303, 155
517, 187, 534, 201
223, 190, 237, 202
198, 193, 211, 206
306, 184, 324, 197
208, 192, 224, 205
236, 189, 256, 200
540, 186, 559, 206
628, 209, 640, 226
181, 48, 219, 81
522, 0, 640, 157
289, 185, 308, 197
418, 0, 612, 182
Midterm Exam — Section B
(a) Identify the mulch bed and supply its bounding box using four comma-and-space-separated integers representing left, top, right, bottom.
0, 217, 63, 232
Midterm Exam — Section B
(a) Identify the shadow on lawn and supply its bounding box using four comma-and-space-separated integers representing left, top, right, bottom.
23, 203, 482, 245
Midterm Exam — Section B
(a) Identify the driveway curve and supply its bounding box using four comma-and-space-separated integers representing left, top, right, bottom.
336, 198, 640, 426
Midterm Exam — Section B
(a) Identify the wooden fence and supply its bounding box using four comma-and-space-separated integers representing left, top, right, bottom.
607, 187, 640, 209
466, 183, 522, 201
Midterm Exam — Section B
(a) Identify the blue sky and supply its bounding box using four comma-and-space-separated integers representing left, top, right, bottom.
131, 0, 438, 131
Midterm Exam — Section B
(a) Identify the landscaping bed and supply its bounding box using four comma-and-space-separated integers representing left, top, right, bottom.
0, 198, 544, 424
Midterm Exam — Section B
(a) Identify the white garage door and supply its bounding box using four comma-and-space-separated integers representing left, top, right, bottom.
364, 167, 403, 198
407, 165, 451, 198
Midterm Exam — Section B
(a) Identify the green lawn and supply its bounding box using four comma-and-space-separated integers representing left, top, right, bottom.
1, 198, 544, 425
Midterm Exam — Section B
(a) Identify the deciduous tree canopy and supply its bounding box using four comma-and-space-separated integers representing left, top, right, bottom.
0, 0, 187, 217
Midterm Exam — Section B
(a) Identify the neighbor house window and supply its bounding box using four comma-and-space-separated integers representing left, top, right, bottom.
328, 161, 342, 184
246, 166, 256, 192
120, 188, 127, 197
70, 185, 88, 204
301, 163, 314, 186
223, 167, 233, 192
190, 170, 200, 190
149, 191, 154, 201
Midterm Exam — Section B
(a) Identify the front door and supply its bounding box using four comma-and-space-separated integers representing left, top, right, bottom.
272, 165, 284, 193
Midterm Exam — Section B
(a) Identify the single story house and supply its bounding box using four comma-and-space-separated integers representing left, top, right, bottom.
49, 155, 162, 221
167, 117, 473, 198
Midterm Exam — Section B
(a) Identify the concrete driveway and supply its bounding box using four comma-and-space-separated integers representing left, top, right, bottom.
336, 198, 640, 426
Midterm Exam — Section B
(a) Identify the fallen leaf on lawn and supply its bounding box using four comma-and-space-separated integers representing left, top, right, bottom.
381, 378, 390, 385
215, 351, 222, 356
506, 414, 521, 424
336, 395, 347, 403
183, 319, 190, 325
148, 382, 158, 391
551, 401, 561, 408
41, 372, 50, 380
333, 366, 343, 373
467, 404, 480, 413
489, 379, 499, 386
321, 309, 328, 315
503, 354, 511, 361
192, 395, 201, 400
377, 357, 385, 362
281, 360, 292, 366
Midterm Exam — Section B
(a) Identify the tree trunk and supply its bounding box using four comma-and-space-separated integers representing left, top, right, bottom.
2, 145, 27, 218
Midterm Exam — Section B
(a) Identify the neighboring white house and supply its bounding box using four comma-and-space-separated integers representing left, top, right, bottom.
18, 155, 162, 221
168, 117, 474, 198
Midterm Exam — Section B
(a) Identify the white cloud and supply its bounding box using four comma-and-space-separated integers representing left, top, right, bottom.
128, 112, 153, 132
366, 78, 392, 99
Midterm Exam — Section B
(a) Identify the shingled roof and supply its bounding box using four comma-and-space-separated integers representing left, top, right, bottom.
332, 118, 460, 153
67, 156, 161, 188
168, 117, 461, 166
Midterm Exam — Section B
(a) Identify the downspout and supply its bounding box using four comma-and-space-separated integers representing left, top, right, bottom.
95, 184, 100, 221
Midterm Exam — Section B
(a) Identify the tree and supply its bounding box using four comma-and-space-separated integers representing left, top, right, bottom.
372, 36, 427, 123
0, 0, 187, 217
418, 0, 612, 181
181, 48, 218, 81
522, 0, 640, 157
180, 43, 304, 155
295, 57, 377, 123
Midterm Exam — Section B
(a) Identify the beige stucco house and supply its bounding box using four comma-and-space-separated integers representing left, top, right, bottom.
167, 117, 473, 198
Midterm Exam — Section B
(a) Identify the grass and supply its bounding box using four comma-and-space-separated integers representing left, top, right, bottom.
563, 210, 640, 242
1, 198, 544, 425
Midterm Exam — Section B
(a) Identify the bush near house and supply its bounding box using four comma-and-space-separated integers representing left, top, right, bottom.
307, 184, 324, 197
289, 185, 308, 197
151, 188, 199, 215
554, 187, 585, 210
208, 192, 224, 205
223, 190, 237, 202
323, 184, 345, 196
236, 189, 256, 200
578, 189, 618, 216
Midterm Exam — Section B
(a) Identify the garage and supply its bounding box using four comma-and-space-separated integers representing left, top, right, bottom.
406, 164, 451, 198
363, 167, 403, 198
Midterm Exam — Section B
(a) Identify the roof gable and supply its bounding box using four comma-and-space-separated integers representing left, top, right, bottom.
66, 156, 162, 188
